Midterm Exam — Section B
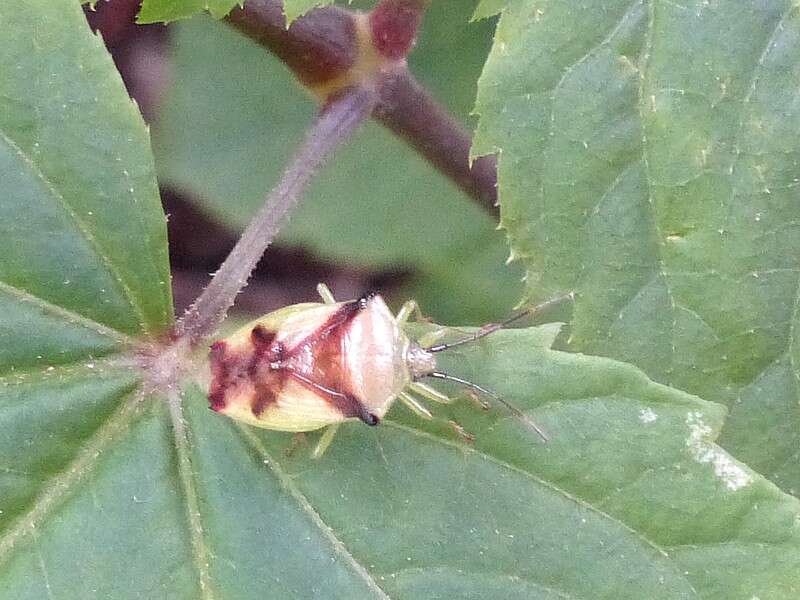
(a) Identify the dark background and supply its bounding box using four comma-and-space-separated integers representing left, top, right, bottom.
84, 0, 520, 328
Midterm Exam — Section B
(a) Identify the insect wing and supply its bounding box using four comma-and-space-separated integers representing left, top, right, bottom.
221, 376, 349, 432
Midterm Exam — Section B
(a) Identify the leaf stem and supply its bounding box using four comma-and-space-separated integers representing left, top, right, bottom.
166, 388, 214, 598
174, 87, 376, 344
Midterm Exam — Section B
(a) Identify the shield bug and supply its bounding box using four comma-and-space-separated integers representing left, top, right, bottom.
209, 283, 568, 457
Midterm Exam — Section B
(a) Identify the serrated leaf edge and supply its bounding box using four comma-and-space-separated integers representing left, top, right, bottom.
0, 130, 151, 335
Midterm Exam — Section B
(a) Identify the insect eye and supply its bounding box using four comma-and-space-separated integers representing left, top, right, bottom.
361, 412, 380, 426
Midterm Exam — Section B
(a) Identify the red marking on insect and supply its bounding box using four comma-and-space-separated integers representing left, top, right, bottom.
208, 341, 232, 412
207, 293, 389, 429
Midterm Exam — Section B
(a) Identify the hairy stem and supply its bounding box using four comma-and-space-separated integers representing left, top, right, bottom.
174, 87, 377, 343
226, 0, 498, 215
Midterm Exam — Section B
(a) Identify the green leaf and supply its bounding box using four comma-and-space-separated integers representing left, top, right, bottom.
9, 1, 800, 597
283, 0, 334, 23
151, 6, 521, 323
0, 0, 172, 584
0, 2, 172, 336
135, 0, 332, 24
474, 0, 800, 495
7, 320, 800, 598
471, 0, 509, 20
137, 0, 241, 23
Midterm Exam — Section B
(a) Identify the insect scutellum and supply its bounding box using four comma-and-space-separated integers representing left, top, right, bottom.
208, 282, 568, 457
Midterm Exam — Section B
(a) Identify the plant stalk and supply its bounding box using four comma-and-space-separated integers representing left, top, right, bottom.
174, 87, 377, 344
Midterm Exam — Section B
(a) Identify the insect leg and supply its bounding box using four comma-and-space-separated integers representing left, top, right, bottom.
408, 381, 453, 404
395, 300, 450, 348
283, 432, 308, 457
399, 391, 474, 442
427, 372, 549, 442
465, 389, 491, 411
396, 299, 421, 326
316, 283, 337, 304
398, 391, 433, 419
416, 328, 448, 348
312, 423, 340, 459
447, 420, 475, 443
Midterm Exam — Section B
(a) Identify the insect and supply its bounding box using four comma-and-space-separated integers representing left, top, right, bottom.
209, 283, 566, 457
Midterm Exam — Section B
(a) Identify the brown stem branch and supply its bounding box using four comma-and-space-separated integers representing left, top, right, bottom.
226, 0, 498, 216
374, 67, 498, 214
225, 2, 358, 90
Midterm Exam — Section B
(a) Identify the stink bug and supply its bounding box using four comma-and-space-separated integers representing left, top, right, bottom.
209, 283, 566, 457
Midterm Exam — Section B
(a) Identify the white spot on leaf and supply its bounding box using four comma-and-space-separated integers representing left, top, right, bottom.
686, 411, 752, 491
639, 407, 657, 424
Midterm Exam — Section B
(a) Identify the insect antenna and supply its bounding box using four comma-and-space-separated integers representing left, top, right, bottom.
426, 371, 549, 442
424, 292, 574, 354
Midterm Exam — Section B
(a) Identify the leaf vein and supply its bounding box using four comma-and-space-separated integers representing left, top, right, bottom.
0, 390, 144, 569
0, 357, 138, 386
379, 565, 583, 600
637, 0, 678, 375
167, 389, 215, 600
236, 425, 393, 600
0, 280, 136, 347
0, 130, 150, 334
729, 3, 794, 172
384, 420, 702, 596
539, 0, 645, 229
385, 422, 665, 550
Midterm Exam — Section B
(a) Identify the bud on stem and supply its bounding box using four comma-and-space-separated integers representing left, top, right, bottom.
368, 0, 429, 60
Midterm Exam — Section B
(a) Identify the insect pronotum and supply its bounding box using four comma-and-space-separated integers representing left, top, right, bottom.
209, 283, 568, 457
